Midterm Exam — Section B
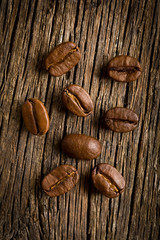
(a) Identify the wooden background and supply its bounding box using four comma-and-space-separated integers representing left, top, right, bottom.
0, 0, 159, 239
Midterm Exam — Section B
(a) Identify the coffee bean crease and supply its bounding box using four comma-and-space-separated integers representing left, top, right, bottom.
108, 66, 140, 73
104, 107, 139, 132
41, 165, 79, 197
107, 55, 142, 82
22, 98, 50, 135
92, 163, 125, 198
28, 99, 40, 135
99, 174, 119, 193
46, 47, 78, 70
65, 89, 89, 114
49, 171, 76, 192
45, 42, 81, 76
62, 85, 93, 117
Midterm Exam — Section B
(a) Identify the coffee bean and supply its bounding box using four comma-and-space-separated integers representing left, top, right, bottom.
92, 163, 125, 198
62, 134, 102, 160
107, 55, 142, 82
62, 84, 94, 117
45, 42, 81, 77
41, 165, 79, 197
22, 98, 50, 135
104, 107, 139, 132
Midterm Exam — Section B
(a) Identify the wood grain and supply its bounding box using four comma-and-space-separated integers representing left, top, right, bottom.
0, 0, 159, 239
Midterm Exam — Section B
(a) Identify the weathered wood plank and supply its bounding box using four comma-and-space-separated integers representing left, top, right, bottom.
0, 0, 159, 239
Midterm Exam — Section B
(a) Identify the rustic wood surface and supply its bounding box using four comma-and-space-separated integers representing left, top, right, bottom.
0, 0, 159, 239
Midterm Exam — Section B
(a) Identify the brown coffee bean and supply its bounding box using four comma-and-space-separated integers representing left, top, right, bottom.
41, 165, 79, 197
22, 98, 50, 135
104, 107, 139, 132
61, 134, 102, 160
92, 163, 125, 198
107, 55, 142, 82
62, 84, 94, 117
45, 42, 81, 77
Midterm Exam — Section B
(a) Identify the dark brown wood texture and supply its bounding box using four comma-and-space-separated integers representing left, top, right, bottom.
0, 0, 159, 239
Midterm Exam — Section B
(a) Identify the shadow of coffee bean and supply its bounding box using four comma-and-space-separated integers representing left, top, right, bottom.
101, 64, 110, 80
36, 51, 50, 74
65, 71, 71, 80
101, 115, 108, 130
90, 181, 98, 195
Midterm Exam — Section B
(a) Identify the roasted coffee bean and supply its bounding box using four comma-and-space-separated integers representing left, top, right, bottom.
92, 163, 125, 198
45, 42, 81, 77
62, 134, 102, 160
62, 84, 94, 117
41, 165, 79, 197
22, 98, 50, 135
104, 107, 139, 132
107, 55, 142, 82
